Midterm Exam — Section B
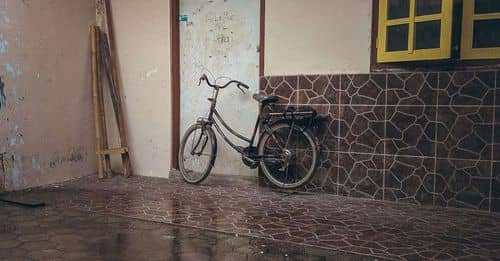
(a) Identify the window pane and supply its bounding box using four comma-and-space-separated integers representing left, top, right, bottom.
416, 0, 442, 16
475, 0, 500, 14
387, 24, 409, 51
473, 19, 500, 48
415, 20, 442, 49
388, 0, 410, 19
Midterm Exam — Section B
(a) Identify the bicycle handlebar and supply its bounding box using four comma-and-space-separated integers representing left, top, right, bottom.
198, 74, 250, 92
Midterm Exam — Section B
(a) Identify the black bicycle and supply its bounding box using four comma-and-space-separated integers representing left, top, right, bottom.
179, 74, 321, 189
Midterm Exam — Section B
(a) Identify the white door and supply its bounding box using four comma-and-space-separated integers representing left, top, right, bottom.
180, 0, 260, 176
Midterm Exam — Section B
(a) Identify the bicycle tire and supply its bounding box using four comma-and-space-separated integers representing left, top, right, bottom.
258, 122, 318, 189
178, 124, 217, 184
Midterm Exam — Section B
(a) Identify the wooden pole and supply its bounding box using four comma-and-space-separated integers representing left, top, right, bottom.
90, 25, 104, 179
104, 0, 131, 177
96, 29, 113, 178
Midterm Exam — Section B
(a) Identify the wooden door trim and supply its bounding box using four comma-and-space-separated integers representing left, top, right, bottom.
170, 0, 180, 169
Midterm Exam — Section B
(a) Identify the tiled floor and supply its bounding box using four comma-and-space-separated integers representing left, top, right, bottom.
0, 203, 368, 261
4, 173, 500, 260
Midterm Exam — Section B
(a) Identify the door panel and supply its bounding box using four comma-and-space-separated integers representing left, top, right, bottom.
180, 0, 260, 176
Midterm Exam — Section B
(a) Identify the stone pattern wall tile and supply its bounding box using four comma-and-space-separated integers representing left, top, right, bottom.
384, 155, 435, 205
260, 70, 500, 212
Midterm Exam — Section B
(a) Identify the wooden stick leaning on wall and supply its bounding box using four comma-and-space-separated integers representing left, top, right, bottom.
90, 25, 131, 179
90, 25, 105, 179
103, 0, 131, 177
97, 30, 113, 179
104, 0, 132, 177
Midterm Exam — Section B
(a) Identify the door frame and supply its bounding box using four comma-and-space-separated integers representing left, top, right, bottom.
170, 0, 266, 169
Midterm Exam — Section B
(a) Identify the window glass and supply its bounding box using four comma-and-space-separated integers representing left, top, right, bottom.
415, 20, 442, 49
388, 0, 410, 19
474, 0, 500, 14
473, 19, 500, 48
416, 0, 442, 16
387, 24, 409, 51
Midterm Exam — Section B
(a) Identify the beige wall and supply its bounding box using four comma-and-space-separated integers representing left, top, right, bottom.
109, 0, 172, 178
264, 0, 372, 75
0, 0, 97, 191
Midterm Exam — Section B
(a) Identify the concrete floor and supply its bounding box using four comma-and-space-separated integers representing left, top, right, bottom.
2, 173, 500, 260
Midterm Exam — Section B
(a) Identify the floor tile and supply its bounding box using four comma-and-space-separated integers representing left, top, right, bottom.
4, 174, 500, 260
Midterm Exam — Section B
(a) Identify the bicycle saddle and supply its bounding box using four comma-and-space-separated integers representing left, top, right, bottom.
253, 93, 278, 106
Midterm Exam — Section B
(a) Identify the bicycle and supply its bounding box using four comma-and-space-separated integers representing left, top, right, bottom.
178, 74, 322, 189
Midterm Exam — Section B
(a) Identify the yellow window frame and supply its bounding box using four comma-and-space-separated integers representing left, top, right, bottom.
377, 0, 453, 63
461, 0, 500, 60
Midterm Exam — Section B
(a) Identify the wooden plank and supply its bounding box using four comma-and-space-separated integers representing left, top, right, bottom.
96, 28, 113, 179
90, 26, 105, 179
98, 147, 128, 155
99, 33, 122, 130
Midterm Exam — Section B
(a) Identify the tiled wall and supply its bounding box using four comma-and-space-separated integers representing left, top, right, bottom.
260, 70, 500, 213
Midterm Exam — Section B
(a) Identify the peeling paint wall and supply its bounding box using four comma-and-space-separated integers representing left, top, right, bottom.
180, 0, 260, 177
108, 0, 172, 178
265, 0, 372, 75
0, 0, 96, 191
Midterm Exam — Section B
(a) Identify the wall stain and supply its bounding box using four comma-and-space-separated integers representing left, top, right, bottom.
49, 148, 85, 168
31, 155, 41, 171
0, 33, 7, 54
0, 152, 6, 173
2, 15, 10, 24
0, 76, 5, 109
0, 153, 24, 189
4, 63, 22, 77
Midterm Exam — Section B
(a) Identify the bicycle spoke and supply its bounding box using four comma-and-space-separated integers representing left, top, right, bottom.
284, 124, 294, 149
270, 133, 285, 150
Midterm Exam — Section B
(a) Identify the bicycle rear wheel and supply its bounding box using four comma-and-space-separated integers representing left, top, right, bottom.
178, 124, 217, 184
258, 123, 318, 189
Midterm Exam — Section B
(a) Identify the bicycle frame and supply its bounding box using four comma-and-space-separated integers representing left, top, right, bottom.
195, 86, 296, 163
195, 80, 316, 162
202, 88, 260, 156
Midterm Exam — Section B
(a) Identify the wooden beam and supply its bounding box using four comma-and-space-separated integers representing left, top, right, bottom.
90, 25, 105, 179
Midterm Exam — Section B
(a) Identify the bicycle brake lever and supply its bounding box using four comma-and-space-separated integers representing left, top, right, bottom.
237, 86, 246, 94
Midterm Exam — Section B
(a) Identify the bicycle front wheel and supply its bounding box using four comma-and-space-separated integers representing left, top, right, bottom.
178, 124, 217, 184
258, 123, 318, 189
